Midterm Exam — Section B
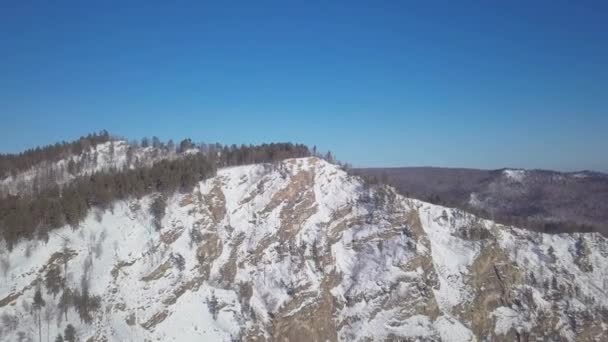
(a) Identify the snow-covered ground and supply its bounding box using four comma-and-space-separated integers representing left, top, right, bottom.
502, 169, 526, 183
1, 157, 607, 341
0, 141, 182, 197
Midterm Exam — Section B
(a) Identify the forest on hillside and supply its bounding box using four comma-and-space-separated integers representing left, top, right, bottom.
0, 131, 112, 180
352, 167, 608, 237
0, 133, 312, 248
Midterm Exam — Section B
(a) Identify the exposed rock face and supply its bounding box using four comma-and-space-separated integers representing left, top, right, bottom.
1, 157, 607, 341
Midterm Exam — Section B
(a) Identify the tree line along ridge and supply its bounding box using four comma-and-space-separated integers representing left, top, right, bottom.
0, 132, 314, 249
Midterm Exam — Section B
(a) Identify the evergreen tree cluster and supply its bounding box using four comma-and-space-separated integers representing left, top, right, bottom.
150, 196, 167, 231
0, 130, 111, 179
214, 143, 311, 167
0, 153, 215, 248
0, 137, 312, 249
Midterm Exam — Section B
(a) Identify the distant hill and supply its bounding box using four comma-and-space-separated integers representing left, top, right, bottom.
353, 166, 608, 236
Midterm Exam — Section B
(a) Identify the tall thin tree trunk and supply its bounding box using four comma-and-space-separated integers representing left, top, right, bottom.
64, 254, 68, 321
38, 310, 42, 342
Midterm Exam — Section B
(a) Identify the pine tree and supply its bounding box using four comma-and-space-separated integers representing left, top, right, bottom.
58, 289, 72, 323
548, 246, 556, 262
73, 274, 101, 323
33, 288, 46, 342
45, 264, 63, 297
55, 335, 64, 342
43, 305, 55, 342
61, 239, 71, 321
149, 196, 166, 231
108, 141, 115, 162
179, 138, 194, 153
152, 136, 161, 148
167, 139, 175, 152
67, 159, 76, 175
207, 291, 219, 320
64, 324, 76, 342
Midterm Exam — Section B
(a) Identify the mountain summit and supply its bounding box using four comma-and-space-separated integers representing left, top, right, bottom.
1, 154, 607, 341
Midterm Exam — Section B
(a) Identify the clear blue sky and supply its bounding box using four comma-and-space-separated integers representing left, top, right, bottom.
1, 1, 606, 171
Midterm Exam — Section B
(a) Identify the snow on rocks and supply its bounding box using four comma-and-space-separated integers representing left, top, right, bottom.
1, 157, 607, 341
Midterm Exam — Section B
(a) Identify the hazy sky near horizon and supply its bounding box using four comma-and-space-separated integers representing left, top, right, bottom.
1, 1, 607, 171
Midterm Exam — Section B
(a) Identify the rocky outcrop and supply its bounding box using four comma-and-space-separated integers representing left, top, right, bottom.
1, 157, 607, 341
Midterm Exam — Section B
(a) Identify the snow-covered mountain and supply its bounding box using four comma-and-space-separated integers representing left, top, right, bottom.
0, 140, 182, 198
1, 157, 607, 341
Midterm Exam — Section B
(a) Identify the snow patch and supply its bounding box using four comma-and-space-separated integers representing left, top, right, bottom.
503, 169, 526, 182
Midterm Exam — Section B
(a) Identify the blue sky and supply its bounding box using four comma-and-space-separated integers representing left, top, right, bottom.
1, 1, 606, 171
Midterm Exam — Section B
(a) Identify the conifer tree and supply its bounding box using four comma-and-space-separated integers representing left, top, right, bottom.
45, 264, 63, 297
64, 324, 76, 342
150, 196, 166, 231
33, 287, 46, 342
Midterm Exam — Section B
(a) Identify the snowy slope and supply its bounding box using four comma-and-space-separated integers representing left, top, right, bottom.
1, 157, 607, 341
0, 141, 182, 197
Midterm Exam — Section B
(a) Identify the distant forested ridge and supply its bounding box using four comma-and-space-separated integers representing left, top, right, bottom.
0, 133, 311, 248
353, 167, 608, 237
